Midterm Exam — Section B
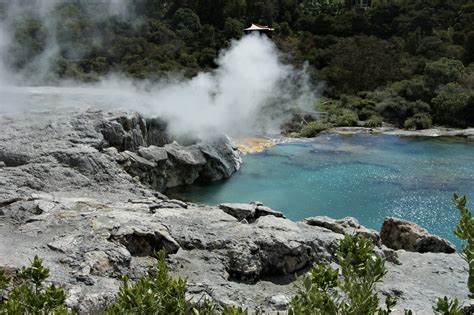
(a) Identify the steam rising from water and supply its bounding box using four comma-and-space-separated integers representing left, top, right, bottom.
0, 1, 318, 139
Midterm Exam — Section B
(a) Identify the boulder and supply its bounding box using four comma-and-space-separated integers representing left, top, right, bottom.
254, 205, 286, 219
219, 203, 256, 221
219, 203, 286, 222
137, 145, 168, 162
305, 216, 380, 246
198, 136, 242, 182
380, 217, 456, 253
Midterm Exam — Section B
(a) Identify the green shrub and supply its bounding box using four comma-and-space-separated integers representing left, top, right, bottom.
424, 58, 465, 89
300, 121, 328, 137
106, 251, 252, 315
403, 113, 432, 130
0, 256, 72, 314
358, 108, 378, 121
366, 115, 383, 128
453, 194, 474, 297
432, 83, 474, 128
0, 269, 8, 291
433, 296, 463, 315
289, 234, 396, 315
389, 78, 430, 102
331, 109, 359, 127
107, 251, 192, 314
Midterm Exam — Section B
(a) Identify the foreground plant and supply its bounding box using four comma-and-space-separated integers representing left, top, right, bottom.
107, 251, 254, 315
0, 256, 72, 314
107, 251, 193, 314
453, 193, 474, 297
433, 296, 463, 315
289, 234, 396, 315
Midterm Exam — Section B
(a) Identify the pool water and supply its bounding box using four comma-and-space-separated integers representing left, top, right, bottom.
169, 134, 474, 248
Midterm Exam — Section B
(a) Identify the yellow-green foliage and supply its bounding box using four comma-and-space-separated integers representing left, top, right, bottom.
300, 122, 328, 137
433, 296, 463, 315
106, 251, 191, 315
289, 234, 395, 315
453, 194, 474, 296
0, 256, 72, 315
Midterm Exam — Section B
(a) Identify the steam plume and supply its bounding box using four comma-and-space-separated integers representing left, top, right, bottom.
0, 1, 319, 139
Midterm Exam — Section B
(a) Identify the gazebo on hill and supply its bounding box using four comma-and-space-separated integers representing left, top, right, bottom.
243, 23, 275, 36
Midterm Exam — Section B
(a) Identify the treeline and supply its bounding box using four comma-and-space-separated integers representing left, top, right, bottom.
1, 0, 473, 129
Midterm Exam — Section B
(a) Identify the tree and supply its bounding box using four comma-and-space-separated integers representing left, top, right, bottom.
172, 8, 202, 32
464, 31, 474, 64
404, 112, 432, 130
300, 0, 345, 16
431, 83, 474, 127
424, 58, 465, 89
325, 36, 402, 95
224, 17, 244, 39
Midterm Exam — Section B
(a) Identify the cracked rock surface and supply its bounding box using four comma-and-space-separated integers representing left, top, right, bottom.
0, 107, 469, 313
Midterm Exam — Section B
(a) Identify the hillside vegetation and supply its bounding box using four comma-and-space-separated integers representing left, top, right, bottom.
1, 0, 473, 129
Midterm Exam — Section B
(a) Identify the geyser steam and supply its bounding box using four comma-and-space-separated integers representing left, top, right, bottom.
97, 34, 317, 139
0, 1, 319, 139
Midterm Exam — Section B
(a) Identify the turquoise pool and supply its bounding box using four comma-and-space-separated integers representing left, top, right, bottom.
169, 134, 474, 248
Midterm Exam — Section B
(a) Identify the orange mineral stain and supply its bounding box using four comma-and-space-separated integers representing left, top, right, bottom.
234, 138, 279, 154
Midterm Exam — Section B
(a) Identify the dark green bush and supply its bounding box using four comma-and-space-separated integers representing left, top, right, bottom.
424, 58, 465, 89
366, 115, 383, 128
332, 110, 359, 127
403, 112, 432, 130
300, 121, 328, 137
432, 83, 474, 127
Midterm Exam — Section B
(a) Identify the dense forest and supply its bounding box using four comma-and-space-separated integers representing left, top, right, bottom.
1, 0, 473, 130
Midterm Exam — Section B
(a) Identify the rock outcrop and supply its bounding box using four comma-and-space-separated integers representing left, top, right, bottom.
380, 217, 456, 253
305, 216, 380, 245
97, 112, 242, 191
219, 202, 286, 223
0, 107, 467, 314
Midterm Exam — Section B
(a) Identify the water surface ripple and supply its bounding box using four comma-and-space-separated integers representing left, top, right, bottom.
171, 134, 474, 248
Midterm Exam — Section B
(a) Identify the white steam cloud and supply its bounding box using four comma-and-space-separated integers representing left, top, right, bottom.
0, 1, 319, 140
95, 34, 317, 138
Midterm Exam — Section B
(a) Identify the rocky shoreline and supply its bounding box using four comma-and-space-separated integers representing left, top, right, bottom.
0, 108, 470, 313
330, 126, 474, 138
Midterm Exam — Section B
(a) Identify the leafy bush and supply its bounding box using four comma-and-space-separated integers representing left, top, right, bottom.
424, 58, 465, 89
107, 251, 193, 314
432, 83, 474, 127
376, 96, 431, 127
0, 256, 72, 314
300, 121, 328, 137
433, 296, 463, 315
366, 115, 383, 128
107, 251, 253, 315
453, 194, 474, 297
172, 8, 202, 32
289, 234, 396, 315
330, 109, 359, 127
389, 78, 430, 102
403, 112, 432, 130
